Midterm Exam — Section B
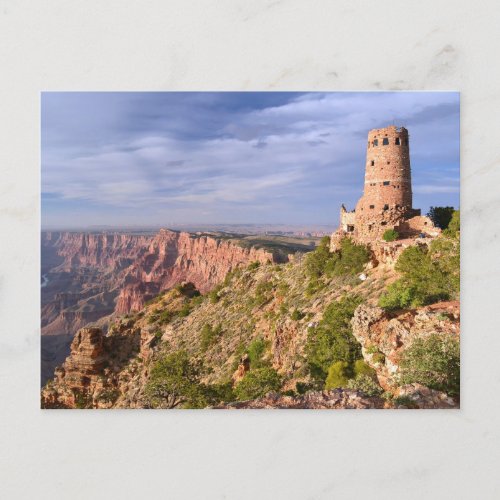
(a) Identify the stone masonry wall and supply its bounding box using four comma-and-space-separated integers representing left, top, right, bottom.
354, 126, 414, 242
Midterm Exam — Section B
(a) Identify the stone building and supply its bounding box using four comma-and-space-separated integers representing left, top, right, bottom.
332, 125, 439, 250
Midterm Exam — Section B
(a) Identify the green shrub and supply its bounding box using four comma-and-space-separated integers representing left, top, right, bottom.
157, 309, 173, 325
235, 367, 282, 400
427, 206, 455, 230
382, 229, 399, 242
252, 280, 274, 307
190, 295, 204, 307
145, 350, 207, 409
443, 209, 460, 238
305, 236, 370, 282
296, 381, 316, 394
347, 374, 383, 397
277, 281, 290, 297
208, 284, 223, 304
379, 236, 460, 310
74, 391, 92, 409
333, 238, 371, 276
378, 281, 415, 310
324, 361, 350, 390
199, 323, 222, 352
305, 295, 363, 382
98, 388, 120, 404
291, 309, 305, 321
305, 277, 325, 297
177, 302, 192, 317
203, 382, 235, 405
305, 237, 333, 278
399, 334, 460, 396
353, 359, 376, 377
393, 395, 419, 409
247, 261, 261, 271
247, 337, 270, 369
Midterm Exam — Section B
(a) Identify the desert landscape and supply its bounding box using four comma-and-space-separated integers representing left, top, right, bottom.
41, 93, 460, 409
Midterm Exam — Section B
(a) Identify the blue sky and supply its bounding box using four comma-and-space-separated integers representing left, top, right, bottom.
41, 92, 459, 229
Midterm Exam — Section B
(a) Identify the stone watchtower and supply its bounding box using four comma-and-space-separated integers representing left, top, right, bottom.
352, 125, 421, 242
334, 125, 437, 248
358, 126, 412, 212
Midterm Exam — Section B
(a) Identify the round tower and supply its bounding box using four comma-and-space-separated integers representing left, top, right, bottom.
357, 126, 412, 212
353, 125, 416, 242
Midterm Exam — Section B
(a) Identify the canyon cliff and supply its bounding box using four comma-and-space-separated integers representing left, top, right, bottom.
41, 229, 283, 384
42, 228, 460, 409
41, 219, 459, 408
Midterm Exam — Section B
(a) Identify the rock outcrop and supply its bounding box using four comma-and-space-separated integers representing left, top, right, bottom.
394, 384, 457, 409
42, 229, 279, 315
41, 247, 460, 410
41, 322, 142, 409
351, 301, 460, 408
41, 229, 282, 384
114, 229, 277, 313
219, 390, 385, 409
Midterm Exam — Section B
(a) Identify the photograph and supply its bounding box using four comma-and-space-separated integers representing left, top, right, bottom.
40, 91, 460, 409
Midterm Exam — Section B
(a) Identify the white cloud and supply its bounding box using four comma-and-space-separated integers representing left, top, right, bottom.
42, 92, 460, 226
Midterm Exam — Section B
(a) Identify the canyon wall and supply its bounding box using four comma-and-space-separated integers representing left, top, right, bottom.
41, 229, 282, 384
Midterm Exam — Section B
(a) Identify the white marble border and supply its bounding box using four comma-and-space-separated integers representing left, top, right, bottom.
1, 1, 499, 498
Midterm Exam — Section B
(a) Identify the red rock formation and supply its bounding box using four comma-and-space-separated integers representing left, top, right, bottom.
41, 229, 282, 384
42, 231, 152, 271
42, 229, 278, 315
218, 390, 385, 409
231, 354, 250, 384
41, 322, 142, 409
351, 301, 459, 398
114, 230, 276, 313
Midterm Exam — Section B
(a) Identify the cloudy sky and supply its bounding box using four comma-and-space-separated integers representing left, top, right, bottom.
41, 92, 459, 229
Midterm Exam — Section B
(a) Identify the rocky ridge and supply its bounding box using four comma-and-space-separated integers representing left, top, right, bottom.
351, 301, 460, 391
41, 229, 281, 385
42, 239, 459, 409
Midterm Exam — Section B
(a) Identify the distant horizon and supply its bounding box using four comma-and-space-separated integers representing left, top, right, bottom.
40, 221, 340, 232
42, 92, 460, 228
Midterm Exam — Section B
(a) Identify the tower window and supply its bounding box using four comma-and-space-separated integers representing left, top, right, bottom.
371, 160, 375, 166
369, 205, 375, 209
405, 138, 408, 146
383, 204, 389, 210
395, 137, 400, 145
373, 139, 378, 146
383, 181, 390, 186
382, 138, 389, 145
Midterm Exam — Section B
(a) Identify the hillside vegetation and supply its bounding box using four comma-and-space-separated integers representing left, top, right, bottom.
42, 211, 460, 409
